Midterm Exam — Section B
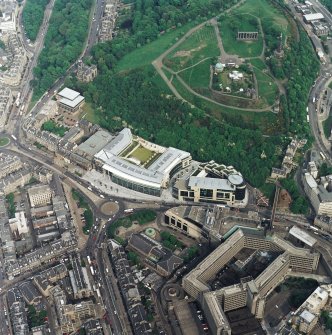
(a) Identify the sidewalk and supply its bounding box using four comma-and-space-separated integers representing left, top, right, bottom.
63, 183, 88, 250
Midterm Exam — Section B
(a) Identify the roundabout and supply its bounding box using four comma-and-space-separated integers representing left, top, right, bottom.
100, 201, 119, 216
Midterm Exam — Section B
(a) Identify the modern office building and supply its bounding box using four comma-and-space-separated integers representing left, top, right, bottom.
94, 128, 191, 196
56, 87, 85, 114
164, 205, 260, 241
173, 161, 247, 206
182, 228, 319, 334
303, 13, 324, 23
302, 172, 332, 216
28, 185, 53, 208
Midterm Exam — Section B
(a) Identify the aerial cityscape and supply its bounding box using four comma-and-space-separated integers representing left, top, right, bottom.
0, 0, 331, 334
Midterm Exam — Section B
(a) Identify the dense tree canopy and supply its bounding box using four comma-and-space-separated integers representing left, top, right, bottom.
32, 0, 92, 99
72, 67, 282, 187
22, 0, 50, 41
96, 0, 240, 62
66, 0, 317, 193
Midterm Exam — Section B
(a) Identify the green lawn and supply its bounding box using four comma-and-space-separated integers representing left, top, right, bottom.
219, 14, 263, 58
129, 146, 154, 163
165, 24, 219, 72
0, 137, 10, 147
253, 67, 279, 106
329, 81, 332, 89
81, 102, 101, 124
42, 120, 68, 137
236, 0, 290, 38
107, 210, 157, 240
179, 58, 211, 88
250, 58, 267, 71
115, 22, 195, 72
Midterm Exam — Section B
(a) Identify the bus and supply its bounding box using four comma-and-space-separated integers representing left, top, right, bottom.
90, 265, 95, 276
96, 288, 101, 298
87, 255, 91, 265
124, 209, 134, 214
320, 152, 326, 160
15, 93, 21, 107
313, 97, 316, 103
307, 115, 309, 122
11, 135, 17, 141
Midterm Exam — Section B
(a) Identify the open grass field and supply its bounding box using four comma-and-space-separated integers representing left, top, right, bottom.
115, 22, 195, 73
0, 136, 10, 147
179, 59, 211, 88
329, 81, 332, 89
235, 0, 290, 38
129, 145, 154, 164
218, 14, 263, 58
250, 58, 267, 71
165, 25, 219, 72
81, 102, 101, 124
253, 68, 279, 106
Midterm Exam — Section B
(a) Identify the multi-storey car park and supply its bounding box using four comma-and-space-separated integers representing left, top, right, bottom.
182, 228, 320, 335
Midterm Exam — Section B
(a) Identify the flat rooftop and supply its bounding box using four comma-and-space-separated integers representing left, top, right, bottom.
188, 176, 235, 191
101, 156, 163, 188
148, 147, 190, 175
303, 13, 324, 21
77, 130, 114, 156
58, 88, 80, 100
59, 95, 84, 108
289, 226, 317, 247
99, 128, 132, 157
57, 87, 84, 109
